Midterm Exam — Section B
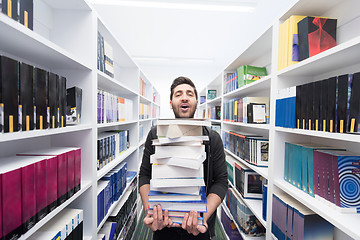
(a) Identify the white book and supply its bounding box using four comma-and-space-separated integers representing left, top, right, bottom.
155, 135, 209, 145
155, 145, 205, 159
147, 209, 201, 218
152, 164, 204, 179
157, 119, 211, 127
150, 178, 205, 188
150, 186, 201, 195
150, 155, 205, 169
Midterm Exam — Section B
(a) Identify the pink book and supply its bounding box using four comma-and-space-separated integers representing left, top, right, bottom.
21, 159, 36, 232
332, 154, 341, 207
313, 151, 321, 196
66, 150, 75, 198
1, 159, 22, 239
46, 156, 58, 212
73, 148, 81, 193
35, 159, 48, 221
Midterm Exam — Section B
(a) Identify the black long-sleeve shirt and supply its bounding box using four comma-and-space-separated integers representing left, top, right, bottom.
139, 126, 228, 237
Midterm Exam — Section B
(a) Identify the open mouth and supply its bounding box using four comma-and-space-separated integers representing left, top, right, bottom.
180, 104, 190, 111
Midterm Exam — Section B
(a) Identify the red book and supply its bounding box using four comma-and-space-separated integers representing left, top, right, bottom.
1, 159, 22, 240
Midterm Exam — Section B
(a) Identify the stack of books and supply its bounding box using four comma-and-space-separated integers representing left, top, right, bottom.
148, 119, 211, 225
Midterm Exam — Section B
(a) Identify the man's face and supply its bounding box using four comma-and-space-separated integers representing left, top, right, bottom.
170, 84, 198, 118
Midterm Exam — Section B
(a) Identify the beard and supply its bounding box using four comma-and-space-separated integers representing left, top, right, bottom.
172, 102, 197, 118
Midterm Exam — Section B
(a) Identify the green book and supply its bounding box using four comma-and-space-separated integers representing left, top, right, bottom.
237, 65, 267, 87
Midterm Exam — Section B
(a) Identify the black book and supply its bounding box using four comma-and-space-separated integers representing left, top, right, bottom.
247, 103, 266, 124
348, 72, 360, 133
34, 67, 48, 130
313, 81, 321, 131
58, 76, 67, 128
215, 105, 221, 120
19, 62, 34, 131
1, 56, 19, 133
327, 77, 337, 132
336, 74, 349, 133
296, 85, 302, 129
1, 0, 18, 21
319, 79, 328, 131
300, 83, 307, 130
66, 86, 82, 125
19, 0, 33, 30
305, 82, 314, 130
48, 72, 58, 128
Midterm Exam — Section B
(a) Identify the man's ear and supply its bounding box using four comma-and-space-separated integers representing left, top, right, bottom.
170, 100, 173, 109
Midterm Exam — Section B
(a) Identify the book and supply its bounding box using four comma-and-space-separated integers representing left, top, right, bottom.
150, 178, 205, 188
327, 77, 337, 132
287, 16, 307, 66
148, 190, 202, 202
298, 17, 337, 61
150, 186, 201, 195
237, 65, 267, 87
149, 186, 207, 212
157, 119, 210, 138
1, 0, 18, 20
19, 62, 35, 131
247, 103, 266, 124
348, 72, 360, 133
152, 164, 203, 179
58, 76, 67, 128
147, 209, 201, 218
103, 39, 114, 78
207, 89, 217, 100
34, 67, 48, 130
150, 155, 205, 169
48, 72, 58, 129
1, 56, 19, 133
153, 135, 208, 145
336, 74, 350, 133
154, 145, 205, 159
19, 0, 33, 29
66, 86, 82, 125
234, 161, 263, 199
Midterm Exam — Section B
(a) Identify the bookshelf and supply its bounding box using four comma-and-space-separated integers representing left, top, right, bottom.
202, 0, 360, 239
0, 0, 160, 239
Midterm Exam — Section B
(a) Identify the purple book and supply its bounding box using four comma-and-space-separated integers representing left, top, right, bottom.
1, 167, 22, 239
66, 150, 75, 198
47, 156, 58, 212
312, 151, 321, 197
35, 159, 48, 221
74, 148, 81, 193
21, 161, 36, 232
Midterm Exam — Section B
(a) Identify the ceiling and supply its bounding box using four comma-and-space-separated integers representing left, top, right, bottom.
91, 0, 297, 117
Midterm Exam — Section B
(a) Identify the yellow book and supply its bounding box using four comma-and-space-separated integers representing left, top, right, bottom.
287, 15, 306, 67
278, 18, 290, 71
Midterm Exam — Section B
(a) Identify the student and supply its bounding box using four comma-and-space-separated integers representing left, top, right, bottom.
139, 76, 228, 239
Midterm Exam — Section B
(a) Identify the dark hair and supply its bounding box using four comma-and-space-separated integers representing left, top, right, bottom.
170, 76, 198, 100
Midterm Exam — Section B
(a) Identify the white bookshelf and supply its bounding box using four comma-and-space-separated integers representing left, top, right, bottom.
0, 1, 160, 239
201, 0, 360, 239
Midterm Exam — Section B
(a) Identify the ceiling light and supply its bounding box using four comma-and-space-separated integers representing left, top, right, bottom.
90, 0, 256, 12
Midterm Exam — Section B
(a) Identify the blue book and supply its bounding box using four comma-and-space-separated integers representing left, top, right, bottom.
126, 171, 137, 182
149, 187, 202, 202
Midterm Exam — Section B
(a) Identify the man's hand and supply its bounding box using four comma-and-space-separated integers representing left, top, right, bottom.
179, 211, 208, 236
143, 204, 172, 231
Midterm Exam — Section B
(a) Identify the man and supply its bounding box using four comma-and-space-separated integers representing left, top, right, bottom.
139, 76, 228, 239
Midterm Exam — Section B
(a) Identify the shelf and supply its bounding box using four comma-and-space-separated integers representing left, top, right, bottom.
228, 181, 266, 228
139, 118, 151, 122
275, 127, 360, 143
19, 181, 92, 240
139, 139, 146, 147
274, 180, 360, 240
207, 96, 222, 105
223, 76, 271, 99
97, 120, 138, 129
225, 149, 268, 179
115, 194, 138, 240
0, 124, 92, 143
97, 146, 137, 180
221, 202, 266, 240
210, 119, 222, 124
278, 35, 360, 78
97, 177, 136, 232
98, 71, 138, 97
0, 13, 91, 71
223, 121, 270, 130
140, 95, 153, 104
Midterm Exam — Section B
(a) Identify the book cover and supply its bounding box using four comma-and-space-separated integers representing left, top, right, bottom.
19, 62, 34, 131
287, 15, 307, 66
1, 56, 19, 133
58, 76, 67, 128
278, 18, 289, 70
313, 81, 321, 131
150, 186, 201, 195
327, 77, 337, 132
305, 82, 314, 130
19, 0, 33, 29
300, 83, 307, 130
21, 160, 36, 232
319, 79, 328, 131
66, 86, 82, 125
207, 89, 216, 100
298, 17, 337, 61
336, 74, 350, 133
48, 72, 58, 129
73, 148, 81, 193
35, 159, 48, 221
154, 144, 205, 159
348, 72, 360, 133
242, 97, 269, 124
103, 39, 114, 78
34, 67, 48, 130
247, 103, 266, 124
296, 85, 302, 129
148, 187, 204, 202
1, 162, 22, 240
46, 156, 58, 212
1, 0, 18, 20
